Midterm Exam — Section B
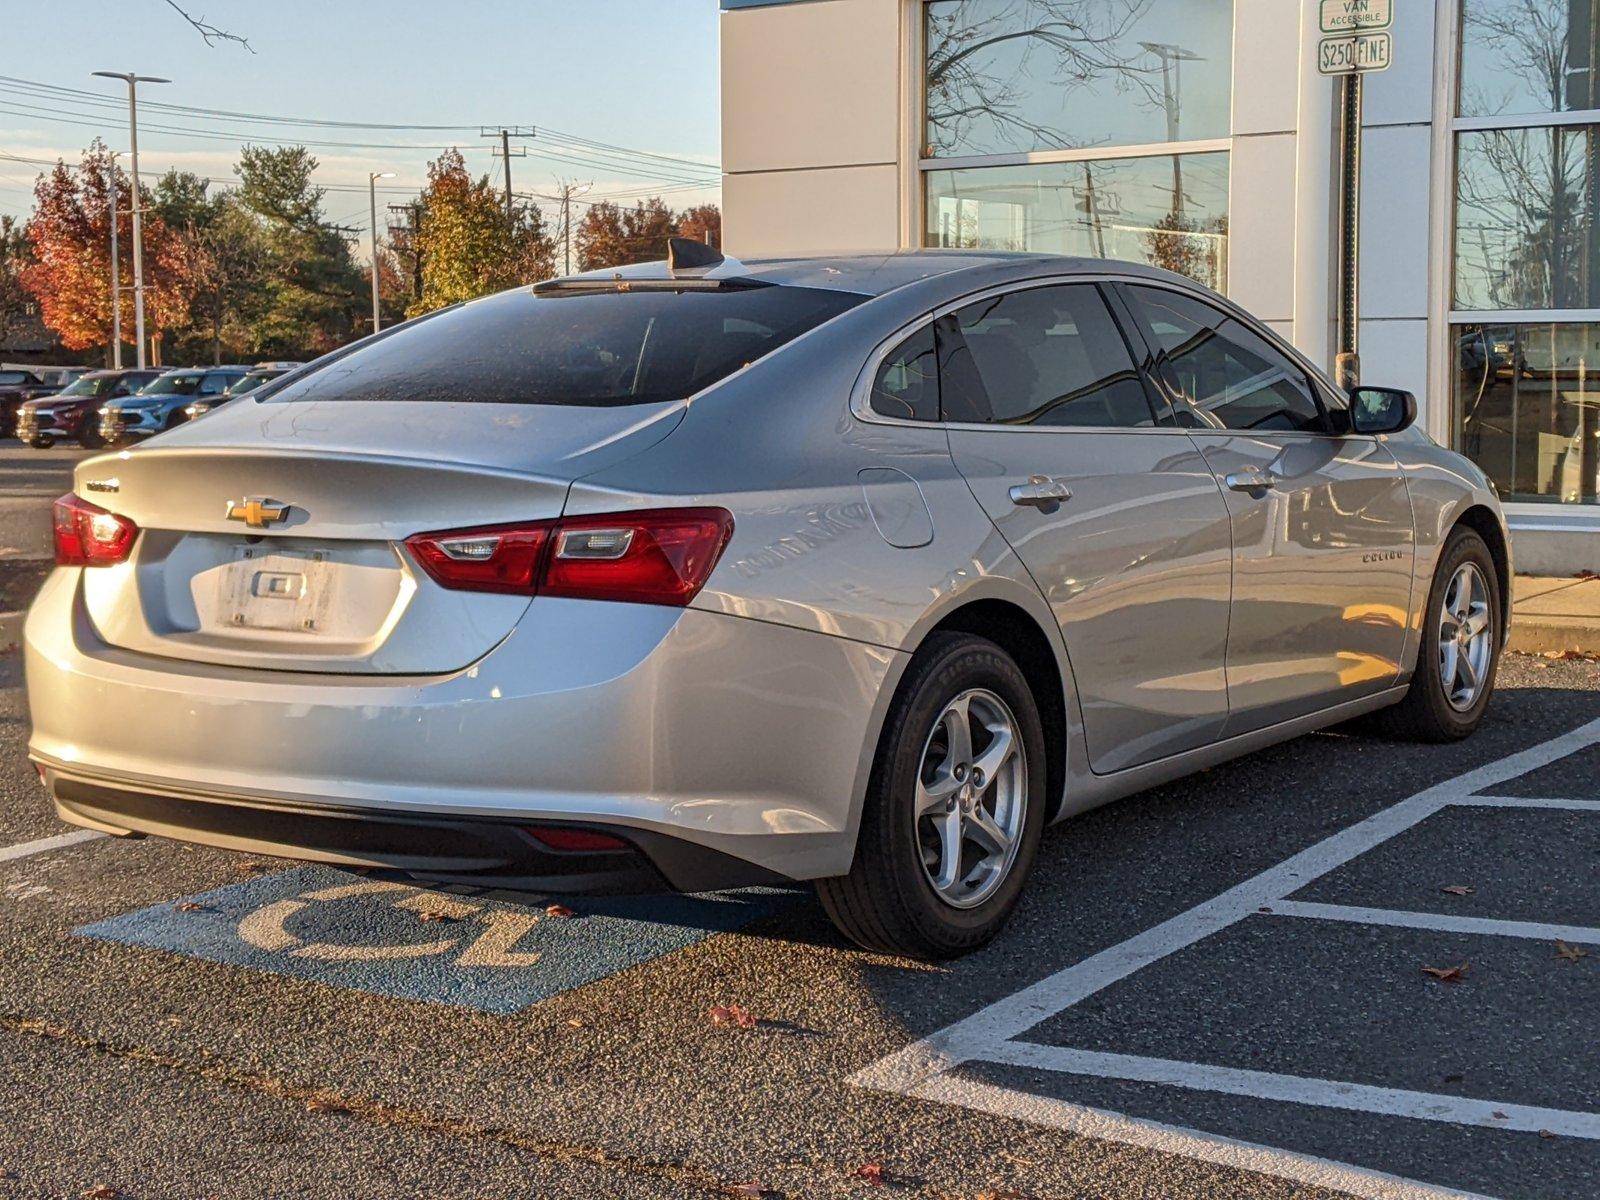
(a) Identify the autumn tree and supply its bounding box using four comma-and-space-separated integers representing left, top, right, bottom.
0, 215, 29, 345
152, 171, 271, 364
407, 148, 554, 317
674, 204, 721, 249
575, 201, 628, 271
20, 140, 189, 360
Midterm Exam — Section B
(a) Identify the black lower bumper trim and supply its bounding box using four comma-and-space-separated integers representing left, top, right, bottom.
49, 773, 788, 895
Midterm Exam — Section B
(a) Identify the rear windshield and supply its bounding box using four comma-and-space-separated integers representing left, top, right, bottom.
264, 284, 866, 407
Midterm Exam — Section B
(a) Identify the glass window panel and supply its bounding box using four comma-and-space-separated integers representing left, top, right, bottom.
926, 152, 1229, 291
1455, 125, 1600, 311
1459, 0, 1600, 118
1458, 321, 1600, 503
941, 284, 1155, 426
1128, 285, 1324, 432
925, 0, 1233, 157
871, 325, 941, 421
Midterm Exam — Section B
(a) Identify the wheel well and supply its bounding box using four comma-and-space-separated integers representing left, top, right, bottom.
926, 600, 1068, 821
1454, 505, 1511, 635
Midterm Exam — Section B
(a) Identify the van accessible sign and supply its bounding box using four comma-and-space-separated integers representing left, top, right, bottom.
1318, 0, 1393, 75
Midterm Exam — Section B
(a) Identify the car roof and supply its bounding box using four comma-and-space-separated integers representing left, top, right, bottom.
563, 249, 1187, 299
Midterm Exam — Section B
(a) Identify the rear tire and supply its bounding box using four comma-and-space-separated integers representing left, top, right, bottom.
818, 632, 1047, 959
29, 436, 53, 450
1377, 526, 1501, 742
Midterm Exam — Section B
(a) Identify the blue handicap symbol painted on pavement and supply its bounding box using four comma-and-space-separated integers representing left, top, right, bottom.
76, 865, 797, 1014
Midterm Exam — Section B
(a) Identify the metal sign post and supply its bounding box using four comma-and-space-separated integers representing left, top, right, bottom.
1316, 0, 1394, 391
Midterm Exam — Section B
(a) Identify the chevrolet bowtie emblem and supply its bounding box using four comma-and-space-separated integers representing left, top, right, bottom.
225, 497, 291, 528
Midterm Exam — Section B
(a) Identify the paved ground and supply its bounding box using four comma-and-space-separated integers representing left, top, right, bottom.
2, 446, 1598, 1199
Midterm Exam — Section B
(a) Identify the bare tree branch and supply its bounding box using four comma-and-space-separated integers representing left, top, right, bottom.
162, 0, 254, 52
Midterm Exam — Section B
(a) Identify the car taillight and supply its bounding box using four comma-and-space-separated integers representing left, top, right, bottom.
405, 507, 733, 607
53, 494, 138, 566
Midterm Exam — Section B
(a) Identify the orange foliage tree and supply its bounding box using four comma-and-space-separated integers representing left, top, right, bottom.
21, 140, 192, 359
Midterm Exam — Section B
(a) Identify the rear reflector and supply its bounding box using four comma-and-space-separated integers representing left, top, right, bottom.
524, 826, 629, 852
406, 507, 732, 607
53, 494, 138, 567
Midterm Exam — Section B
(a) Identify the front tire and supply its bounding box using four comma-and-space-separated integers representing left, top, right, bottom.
1379, 526, 1501, 742
818, 632, 1047, 959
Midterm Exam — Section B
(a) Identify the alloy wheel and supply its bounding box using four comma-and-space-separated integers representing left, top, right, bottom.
914, 688, 1028, 909
1438, 562, 1493, 712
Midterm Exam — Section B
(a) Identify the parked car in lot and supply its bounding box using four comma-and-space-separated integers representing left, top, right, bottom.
183, 362, 304, 421
97, 365, 250, 444
27, 247, 1510, 959
32, 366, 90, 391
0, 368, 65, 436
16, 368, 162, 448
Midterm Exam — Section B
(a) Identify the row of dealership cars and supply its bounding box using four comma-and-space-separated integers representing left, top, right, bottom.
5, 362, 301, 449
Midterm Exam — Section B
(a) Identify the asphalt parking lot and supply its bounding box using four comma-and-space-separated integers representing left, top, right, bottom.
1, 443, 1596, 1200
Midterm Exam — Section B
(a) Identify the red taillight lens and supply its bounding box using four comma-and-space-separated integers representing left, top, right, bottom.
543, 509, 733, 606
52, 494, 138, 566
405, 522, 552, 595
404, 507, 733, 607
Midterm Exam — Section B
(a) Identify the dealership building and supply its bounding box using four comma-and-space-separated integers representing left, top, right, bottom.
719, 0, 1600, 570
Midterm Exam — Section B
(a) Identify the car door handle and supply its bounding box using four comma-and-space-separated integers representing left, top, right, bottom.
1224, 468, 1277, 493
1008, 475, 1073, 509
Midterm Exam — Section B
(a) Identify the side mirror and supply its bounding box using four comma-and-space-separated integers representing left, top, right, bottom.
1349, 386, 1417, 436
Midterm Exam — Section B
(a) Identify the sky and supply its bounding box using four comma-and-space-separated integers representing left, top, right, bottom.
0, 0, 724, 244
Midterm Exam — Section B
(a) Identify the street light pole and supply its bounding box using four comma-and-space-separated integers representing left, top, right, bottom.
93, 71, 168, 370
107, 165, 122, 369
369, 171, 396, 334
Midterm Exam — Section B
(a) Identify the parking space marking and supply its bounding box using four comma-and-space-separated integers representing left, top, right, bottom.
1271, 898, 1600, 946
0, 828, 103, 865
854, 716, 1600, 1200
1456, 795, 1600, 813
976, 1043, 1600, 1139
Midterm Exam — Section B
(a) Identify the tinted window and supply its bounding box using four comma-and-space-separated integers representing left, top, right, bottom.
59, 375, 117, 398
267, 285, 865, 408
199, 373, 239, 395
871, 325, 940, 421
0, 372, 29, 385
940, 284, 1154, 428
1128, 286, 1324, 433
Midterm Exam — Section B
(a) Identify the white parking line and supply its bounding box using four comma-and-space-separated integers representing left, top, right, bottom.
0, 828, 104, 865
1455, 795, 1600, 812
1271, 898, 1600, 946
853, 716, 1600, 1199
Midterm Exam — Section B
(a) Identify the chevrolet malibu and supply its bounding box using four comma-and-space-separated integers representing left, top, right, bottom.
26, 247, 1509, 959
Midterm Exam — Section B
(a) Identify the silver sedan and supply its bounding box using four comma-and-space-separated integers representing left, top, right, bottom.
25, 247, 1509, 958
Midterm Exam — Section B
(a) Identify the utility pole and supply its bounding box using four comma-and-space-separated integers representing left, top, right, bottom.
107, 165, 122, 369
481, 127, 534, 227
1139, 42, 1202, 221
528, 181, 592, 275
93, 71, 168, 370
368, 171, 395, 334
388, 201, 423, 303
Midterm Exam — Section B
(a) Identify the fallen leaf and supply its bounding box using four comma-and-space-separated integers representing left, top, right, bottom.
709, 1004, 759, 1030
414, 910, 455, 923
82, 1188, 119, 1199
304, 1096, 349, 1114
726, 1184, 767, 1197
1555, 941, 1590, 963
544, 904, 576, 919
854, 1162, 887, 1186
235, 861, 267, 873
1540, 1129, 1558, 1140
173, 901, 209, 913
1492, 1111, 1508, 1120
565, 1018, 585, 1029
1440, 885, 1475, 896
1421, 962, 1470, 982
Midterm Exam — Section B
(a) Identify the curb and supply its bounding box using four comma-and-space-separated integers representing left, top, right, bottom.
1507, 617, 1600, 658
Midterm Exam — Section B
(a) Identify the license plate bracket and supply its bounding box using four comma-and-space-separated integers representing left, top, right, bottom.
219, 546, 336, 633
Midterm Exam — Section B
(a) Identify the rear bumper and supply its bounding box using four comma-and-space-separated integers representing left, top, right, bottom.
26, 568, 901, 885
48, 771, 784, 893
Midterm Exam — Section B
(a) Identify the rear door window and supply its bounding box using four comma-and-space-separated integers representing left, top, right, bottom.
266, 284, 866, 408
938, 284, 1158, 428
